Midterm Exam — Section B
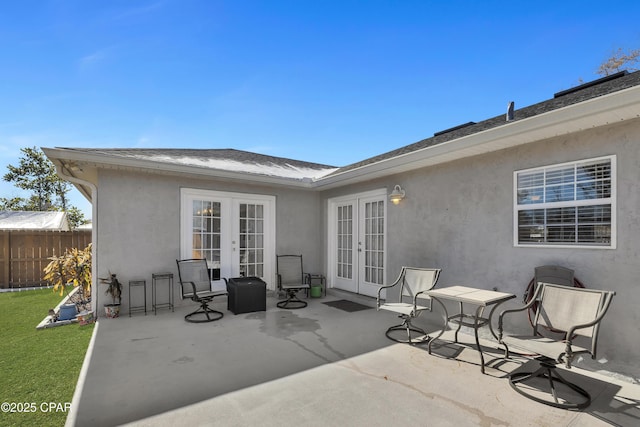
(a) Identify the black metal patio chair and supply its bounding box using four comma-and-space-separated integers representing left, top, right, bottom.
176, 259, 227, 322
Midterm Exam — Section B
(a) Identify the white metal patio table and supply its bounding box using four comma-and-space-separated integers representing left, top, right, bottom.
426, 285, 515, 374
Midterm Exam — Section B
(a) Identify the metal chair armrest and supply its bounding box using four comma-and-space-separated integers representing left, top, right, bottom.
498, 285, 543, 340
377, 275, 403, 308
498, 305, 530, 341
412, 290, 431, 313
186, 281, 199, 301
377, 283, 397, 308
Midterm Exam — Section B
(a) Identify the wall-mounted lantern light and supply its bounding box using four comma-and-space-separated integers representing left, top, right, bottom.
389, 185, 405, 205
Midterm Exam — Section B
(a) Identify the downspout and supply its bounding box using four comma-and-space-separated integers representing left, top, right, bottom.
53, 162, 100, 318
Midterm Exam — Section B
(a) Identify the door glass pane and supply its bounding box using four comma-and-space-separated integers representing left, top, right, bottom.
337, 204, 353, 279
363, 200, 384, 285
238, 203, 265, 278
192, 200, 221, 280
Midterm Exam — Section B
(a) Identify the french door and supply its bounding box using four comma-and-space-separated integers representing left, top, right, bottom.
181, 189, 275, 291
329, 190, 386, 297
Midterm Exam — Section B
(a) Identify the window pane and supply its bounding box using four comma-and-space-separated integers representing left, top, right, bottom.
518, 171, 544, 188
577, 161, 611, 182
517, 170, 544, 205
547, 225, 576, 243
545, 166, 574, 185
518, 225, 544, 243
577, 179, 611, 200
517, 188, 544, 205
546, 207, 575, 224
545, 184, 574, 202
581, 204, 610, 222
518, 209, 544, 226
193, 200, 202, 215
577, 225, 611, 244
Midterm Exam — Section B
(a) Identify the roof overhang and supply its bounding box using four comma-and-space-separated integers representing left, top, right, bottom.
43, 148, 328, 195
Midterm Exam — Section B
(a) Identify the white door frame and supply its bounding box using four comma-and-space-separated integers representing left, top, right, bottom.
327, 188, 387, 297
180, 188, 276, 290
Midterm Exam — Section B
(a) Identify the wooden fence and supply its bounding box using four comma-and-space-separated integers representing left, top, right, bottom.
0, 230, 92, 289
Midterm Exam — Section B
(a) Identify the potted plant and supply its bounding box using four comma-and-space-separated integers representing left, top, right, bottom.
100, 273, 122, 318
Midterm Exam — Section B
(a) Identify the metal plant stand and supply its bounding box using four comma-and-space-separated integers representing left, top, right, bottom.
128, 280, 147, 316
152, 273, 174, 314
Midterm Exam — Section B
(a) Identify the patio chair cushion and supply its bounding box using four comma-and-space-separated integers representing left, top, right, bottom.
501, 335, 589, 361
378, 301, 431, 317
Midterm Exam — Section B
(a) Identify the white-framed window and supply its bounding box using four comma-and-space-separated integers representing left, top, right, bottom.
514, 155, 616, 249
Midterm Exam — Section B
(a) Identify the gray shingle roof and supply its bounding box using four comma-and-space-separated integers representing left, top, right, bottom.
67, 148, 335, 169
49, 70, 640, 184
328, 70, 640, 176
59, 148, 338, 181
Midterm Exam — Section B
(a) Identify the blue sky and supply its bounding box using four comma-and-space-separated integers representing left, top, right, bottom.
1, 0, 639, 218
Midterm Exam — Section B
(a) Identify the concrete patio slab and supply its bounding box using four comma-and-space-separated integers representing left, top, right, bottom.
68, 293, 640, 426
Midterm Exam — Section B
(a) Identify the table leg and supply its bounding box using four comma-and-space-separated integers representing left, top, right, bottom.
427, 297, 448, 355
454, 301, 463, 343
473, 305, 486, 374
488, 303, 502, 341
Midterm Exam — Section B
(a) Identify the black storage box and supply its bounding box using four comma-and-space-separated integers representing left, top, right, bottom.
225, 276, 267, 314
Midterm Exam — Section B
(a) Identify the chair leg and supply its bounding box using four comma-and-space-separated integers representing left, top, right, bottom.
185, 301, 224, 323
385, 315, 430, 344
277, 289, 307, 309
509, 359, 591, 409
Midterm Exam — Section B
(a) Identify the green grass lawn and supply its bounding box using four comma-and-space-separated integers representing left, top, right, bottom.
0, 288, 94, 427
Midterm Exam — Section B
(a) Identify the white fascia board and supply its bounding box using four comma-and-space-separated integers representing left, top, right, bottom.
314, 84, 640, 190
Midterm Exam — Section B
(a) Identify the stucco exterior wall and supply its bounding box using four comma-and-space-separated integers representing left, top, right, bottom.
89, 117, 638, 379
322, 119, 639, 379
95, 170, 323, 311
